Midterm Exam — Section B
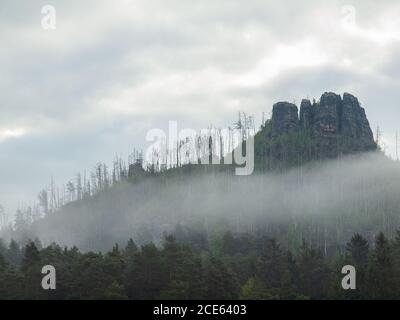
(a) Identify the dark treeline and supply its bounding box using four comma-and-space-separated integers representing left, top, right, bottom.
1, 229, 400, 300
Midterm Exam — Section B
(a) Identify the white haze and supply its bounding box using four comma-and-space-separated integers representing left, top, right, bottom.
5, 151, 400, 251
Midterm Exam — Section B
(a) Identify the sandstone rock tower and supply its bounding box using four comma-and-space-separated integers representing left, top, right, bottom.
261, 92, 376, 166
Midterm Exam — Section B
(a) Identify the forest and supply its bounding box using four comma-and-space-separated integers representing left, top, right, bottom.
0, 230, 399, 300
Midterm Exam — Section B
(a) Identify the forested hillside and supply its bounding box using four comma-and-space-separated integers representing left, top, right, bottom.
2, 93, 396, 255
4, 152, 399, 251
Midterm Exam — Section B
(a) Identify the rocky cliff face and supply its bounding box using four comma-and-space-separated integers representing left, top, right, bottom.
299, 99, 314, 129
268, 92, 376, 160
271, 102, 299, 137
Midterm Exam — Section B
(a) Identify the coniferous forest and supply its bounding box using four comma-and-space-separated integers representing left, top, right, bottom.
1, 230, 400, 300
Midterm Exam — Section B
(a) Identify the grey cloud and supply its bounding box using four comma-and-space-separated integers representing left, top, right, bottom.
1, 0, 400, 213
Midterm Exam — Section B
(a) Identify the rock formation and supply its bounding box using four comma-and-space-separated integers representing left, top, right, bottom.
299, 99, 314, 129
266, 92, 376, 162
271, 102, 299, 137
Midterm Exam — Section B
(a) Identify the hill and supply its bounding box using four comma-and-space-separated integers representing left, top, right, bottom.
3, 92, 397, 253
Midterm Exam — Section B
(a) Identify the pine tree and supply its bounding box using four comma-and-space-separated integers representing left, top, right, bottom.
124, 238, 138, 262
346, 234, 369, 266
258, 239, 286, 289
297, 240, 329, 299
162, 235, 182, 281
368, 232, 395, 299
160, 235, 205, 299
21, 241, 41, 272
345, 233, 369, 296
21, 242, 44, 299
125, 243, 166, 299
6, 239, 22, 269
0, 252, 8, 273
203, 256, 239, 299
393, 230, 400, 294
0, 238, 7, 257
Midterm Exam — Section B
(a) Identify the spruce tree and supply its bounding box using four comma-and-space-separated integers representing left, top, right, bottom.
345, 233, 369, 297
368, 232, 395, 299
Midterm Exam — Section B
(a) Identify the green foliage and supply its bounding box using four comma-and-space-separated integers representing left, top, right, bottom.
240, 277, 270, 299
104, 281, 128, 300
344, 233, 369, 298
254, 122, 317, 171
2, 229, 400, 300
368, 232, 396, 299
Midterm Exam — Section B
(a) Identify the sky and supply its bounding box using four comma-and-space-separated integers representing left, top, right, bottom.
1, 0, 400, 217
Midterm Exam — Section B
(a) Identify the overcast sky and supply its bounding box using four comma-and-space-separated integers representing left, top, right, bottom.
1, 0, 400, 216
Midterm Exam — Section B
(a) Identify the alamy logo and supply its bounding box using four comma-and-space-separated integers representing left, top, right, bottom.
41, 5, 56, 30
145, 121, 254, 175
341, 265, 356, 290
341, 5, 356, 28
41, 265, 56, 290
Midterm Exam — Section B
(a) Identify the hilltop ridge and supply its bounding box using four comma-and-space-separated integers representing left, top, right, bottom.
254, 92, 377, 170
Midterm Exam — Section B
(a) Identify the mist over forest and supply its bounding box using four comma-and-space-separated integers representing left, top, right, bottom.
1, 91, 395, 257
2, 1, 400, 302
2, 151, 399, 253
